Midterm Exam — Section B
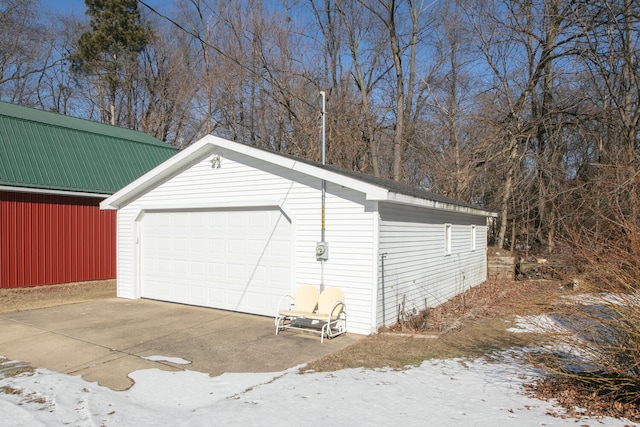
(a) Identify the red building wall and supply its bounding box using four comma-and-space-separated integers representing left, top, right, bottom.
0, 191, 116, 288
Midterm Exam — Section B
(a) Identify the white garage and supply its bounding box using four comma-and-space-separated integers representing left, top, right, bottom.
139, 208, 291, 316
102, 135, 494, 336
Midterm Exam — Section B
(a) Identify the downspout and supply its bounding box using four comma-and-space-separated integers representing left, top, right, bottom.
381, 252, 387, 326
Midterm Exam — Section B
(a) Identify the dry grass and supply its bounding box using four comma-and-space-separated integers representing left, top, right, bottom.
306, 279, 568, 372
0, 385, 22, 395
526, 376, 640, 421
0, 280, 116, 314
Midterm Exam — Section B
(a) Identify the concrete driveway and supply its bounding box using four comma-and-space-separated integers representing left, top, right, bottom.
0, 298, 360, 391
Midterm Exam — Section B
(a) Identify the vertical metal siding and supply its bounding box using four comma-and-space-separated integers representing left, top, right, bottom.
0, 191, 116, 288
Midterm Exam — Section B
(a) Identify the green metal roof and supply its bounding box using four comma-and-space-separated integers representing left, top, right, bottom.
0, 102, 178, 194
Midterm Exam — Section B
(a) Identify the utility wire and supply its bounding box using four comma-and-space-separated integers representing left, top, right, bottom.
137, 1, 245, 71
137, 0, 317, 111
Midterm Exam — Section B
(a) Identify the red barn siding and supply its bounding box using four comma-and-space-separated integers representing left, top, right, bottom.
0, 191, 116, 288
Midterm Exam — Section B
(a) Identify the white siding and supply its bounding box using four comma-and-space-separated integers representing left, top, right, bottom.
377, 203, 487, 327
116, 148, 376, 335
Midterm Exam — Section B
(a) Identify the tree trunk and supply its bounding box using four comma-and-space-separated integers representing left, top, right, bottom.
498, 139, 518, 248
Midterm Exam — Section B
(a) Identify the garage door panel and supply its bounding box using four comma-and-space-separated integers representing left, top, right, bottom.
228, 239, 246, 254
227, 263, 246, 281
140, 209, 291, 316
190, 261, 206, 276
157, 237, 171, 251
157, 259, 171, 274
270, 266, 290, 283
247, 292, 267, 309
211, 286, 226, 301
191, 285, 205, 300
190, 238, 206, 252
250, 265, 267, 282
248, 239, 267, 255
191, 212, 206, 227
228, 214, 245, 228
270, 240, 290, 257
209, 238, 225, 254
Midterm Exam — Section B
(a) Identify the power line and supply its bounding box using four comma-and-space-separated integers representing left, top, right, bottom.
137, 0, 317, 111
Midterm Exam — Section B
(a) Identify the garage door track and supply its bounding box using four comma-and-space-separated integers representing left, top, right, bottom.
0, 298, 359, 390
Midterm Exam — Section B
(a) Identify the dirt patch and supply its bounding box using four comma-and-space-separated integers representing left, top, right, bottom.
0, 280, 116, 314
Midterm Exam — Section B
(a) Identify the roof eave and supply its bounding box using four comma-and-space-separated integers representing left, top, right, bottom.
385, 192, 497, 217
0, 185, 111, 199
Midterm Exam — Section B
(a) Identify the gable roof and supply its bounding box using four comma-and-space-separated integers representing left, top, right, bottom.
0, 102, 178, 196
102, 135, 494, 217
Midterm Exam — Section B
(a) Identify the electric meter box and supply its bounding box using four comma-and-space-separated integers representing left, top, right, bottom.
316, 241, 329, 261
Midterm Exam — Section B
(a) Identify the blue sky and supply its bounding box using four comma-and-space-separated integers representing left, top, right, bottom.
42, 0, 169, 17
42, 0, 86, 15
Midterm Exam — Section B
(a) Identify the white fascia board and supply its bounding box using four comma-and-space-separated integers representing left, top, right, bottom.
101, 137, 215, 210
0, 185, 111, 199
386, 192, 497, 217
207, 135, 390, 200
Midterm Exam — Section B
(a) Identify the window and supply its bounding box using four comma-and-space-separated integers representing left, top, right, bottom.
471, 225, 477, 251
445, 224, 452, 255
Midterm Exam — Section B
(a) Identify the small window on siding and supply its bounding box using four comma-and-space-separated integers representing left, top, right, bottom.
445, 224, 452, 255
471, 225, 477, 251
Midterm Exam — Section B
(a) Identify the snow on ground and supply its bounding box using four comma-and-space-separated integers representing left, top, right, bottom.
0, 353, 635, 427
508, 315, 566, 334
141, 355, 191, 365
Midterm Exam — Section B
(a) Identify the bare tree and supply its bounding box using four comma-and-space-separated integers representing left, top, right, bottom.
357, 0, 426, 182
464, 0, 574, 249
571, 0, 640, 223
0, 0, 55, 103
335, 0, 389, 175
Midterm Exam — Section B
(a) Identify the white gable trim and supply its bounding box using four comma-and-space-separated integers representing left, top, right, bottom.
102, 135, 388, 210
101, 134, 494, 218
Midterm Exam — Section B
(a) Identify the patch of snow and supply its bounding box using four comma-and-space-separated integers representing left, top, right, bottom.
141, 355, 191, 365
562, 292, 639, 306
508, 315, 566, 334
0, 354, 635, 426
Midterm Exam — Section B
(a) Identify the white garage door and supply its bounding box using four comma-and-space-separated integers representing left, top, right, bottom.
140, 208, 291, 316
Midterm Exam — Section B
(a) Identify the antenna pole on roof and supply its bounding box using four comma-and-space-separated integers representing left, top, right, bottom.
320, 90, 326, 243
317, 91, 328, 292
321, 91, 326, 166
